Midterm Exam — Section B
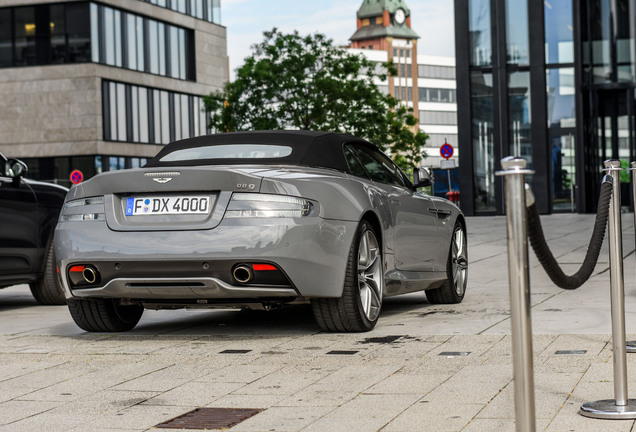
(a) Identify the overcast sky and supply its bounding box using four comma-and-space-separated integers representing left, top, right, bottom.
222, 0, 455, 76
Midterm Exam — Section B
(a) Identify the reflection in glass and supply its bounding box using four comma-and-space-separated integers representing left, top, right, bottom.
544, 0, 573, 64
551, 133, 576, 211
582, 0, 613, 83
0, 9, 13, 67
148, 20, 158, 74
505, 0, 529, 64
158, 22, 166, 76
616, 0, 633, 81
14, 7, 36, 66
109, 82, 117, 140
126, 14, 137, 70
116, 83, 126, 140
66, 3, 91, 63
508, 72, 532, 165
181, 94, 190, 139
90, 4, 99, 63
471, 72, 495, 212
50, 5, 67, 64
469, 0, 491, 66
170, 26, 179, 78
153, 89, 162, 144
161, 91, 170, 144
139, 87, 149, 143
546, 68, 575, 128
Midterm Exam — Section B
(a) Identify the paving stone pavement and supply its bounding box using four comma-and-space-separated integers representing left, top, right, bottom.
3, 213, 636, 431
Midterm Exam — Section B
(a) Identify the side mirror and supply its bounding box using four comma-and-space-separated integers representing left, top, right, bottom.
413, 167, 431, 188
6, 159, 28, 179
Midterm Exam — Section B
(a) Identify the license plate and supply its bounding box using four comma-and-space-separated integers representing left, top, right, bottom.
125, 196, 210, 216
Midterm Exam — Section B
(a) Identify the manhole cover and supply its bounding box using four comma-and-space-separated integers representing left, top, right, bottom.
155, 407, 263, 430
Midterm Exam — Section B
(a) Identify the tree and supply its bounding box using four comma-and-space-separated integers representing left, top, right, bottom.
204, 28, 428, 170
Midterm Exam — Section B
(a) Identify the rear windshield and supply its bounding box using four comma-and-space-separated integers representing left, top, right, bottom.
159, 144, 293, 162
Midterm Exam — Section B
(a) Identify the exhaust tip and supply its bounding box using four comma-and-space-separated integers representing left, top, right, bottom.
232, 265, 254, 284
82, 266, 98, 284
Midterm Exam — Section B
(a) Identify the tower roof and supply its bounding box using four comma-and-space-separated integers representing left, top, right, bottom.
350, 0, 419, 42
356, 0, 411, 19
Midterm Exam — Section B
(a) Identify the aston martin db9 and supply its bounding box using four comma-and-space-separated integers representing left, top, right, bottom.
55, 131, 467, 332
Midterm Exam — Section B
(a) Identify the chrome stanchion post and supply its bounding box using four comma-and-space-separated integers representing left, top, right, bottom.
496, 156, 536, 432
628, 161, 636, 354
580, 159, 636, 419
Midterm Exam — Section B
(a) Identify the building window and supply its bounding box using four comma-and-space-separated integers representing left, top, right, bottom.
418, 111, 458, 125
546, 68, 575, 128
469, 0, 492, 66
544, 0, 574, 65
92, 3, 194, 81
505, 0, 529, 65
582, 0, 633, 84
103, 80, 209, 145
508, 71, 532, 163
141, 0, 221, 24
470, 71, 495, 213
418, 64, 456, 79
418, 88, 457, 103
2, 3, 92, 67
1, 2, 195, 80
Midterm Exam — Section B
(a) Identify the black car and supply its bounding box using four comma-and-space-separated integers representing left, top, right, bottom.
0, 154, 68, 304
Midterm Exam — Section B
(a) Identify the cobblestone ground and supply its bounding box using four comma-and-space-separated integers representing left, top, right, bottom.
2, 214, 636, 431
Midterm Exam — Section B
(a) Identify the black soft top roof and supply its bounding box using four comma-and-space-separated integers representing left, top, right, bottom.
145, 130, 375, 171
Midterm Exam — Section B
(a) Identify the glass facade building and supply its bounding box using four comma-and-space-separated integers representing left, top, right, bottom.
455, 0, 636, 214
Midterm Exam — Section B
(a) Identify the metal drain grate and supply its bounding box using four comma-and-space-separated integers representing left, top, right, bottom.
155, 407, 263, 430
439, 351, 471, 356
555, 350, 587, 355
327, 350, 359, 355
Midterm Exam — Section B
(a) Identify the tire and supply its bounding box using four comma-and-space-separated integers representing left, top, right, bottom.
311, 220, 383, 332
67, 298, 144, 332
29, 242, 66, 305
426, 221, 468, 304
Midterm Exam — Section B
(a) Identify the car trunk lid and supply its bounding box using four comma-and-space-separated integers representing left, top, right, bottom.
75, 166, 266, 231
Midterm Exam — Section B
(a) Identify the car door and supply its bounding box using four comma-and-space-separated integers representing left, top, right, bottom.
0, 155, 39, 278
348, 145, 441, 272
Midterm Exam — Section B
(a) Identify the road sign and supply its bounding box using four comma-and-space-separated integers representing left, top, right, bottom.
70, 169, 84, 184
440, 143, 454, 159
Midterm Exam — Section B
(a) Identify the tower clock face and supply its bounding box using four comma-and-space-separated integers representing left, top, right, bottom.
394, 8, 406, 25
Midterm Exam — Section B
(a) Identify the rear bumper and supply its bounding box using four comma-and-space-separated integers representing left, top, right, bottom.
71, 276, 298, 300
54, 217, 358, 301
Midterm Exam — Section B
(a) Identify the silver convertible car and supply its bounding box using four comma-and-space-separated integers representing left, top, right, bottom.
55, 131, 467, 332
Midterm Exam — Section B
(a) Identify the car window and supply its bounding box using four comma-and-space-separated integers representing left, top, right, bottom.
350, 146, 406, 188
343, 145, 369, 179
159, 144, 293, 162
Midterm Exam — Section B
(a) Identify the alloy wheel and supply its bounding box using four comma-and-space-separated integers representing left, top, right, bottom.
357, 229, 382, 321
451, 226, 468, 296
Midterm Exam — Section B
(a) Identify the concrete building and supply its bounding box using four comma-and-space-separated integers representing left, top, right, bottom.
0, 0, 227, 186
348, 0, 458, 172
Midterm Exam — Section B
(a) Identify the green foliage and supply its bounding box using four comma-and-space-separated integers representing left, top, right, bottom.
620, 159, 630, 183
204, 28, 427, 170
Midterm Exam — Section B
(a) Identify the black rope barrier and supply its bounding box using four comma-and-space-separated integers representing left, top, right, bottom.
526, 179, 613, 290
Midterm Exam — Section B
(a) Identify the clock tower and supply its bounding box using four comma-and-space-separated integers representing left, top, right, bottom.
350, 0, 420, 123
